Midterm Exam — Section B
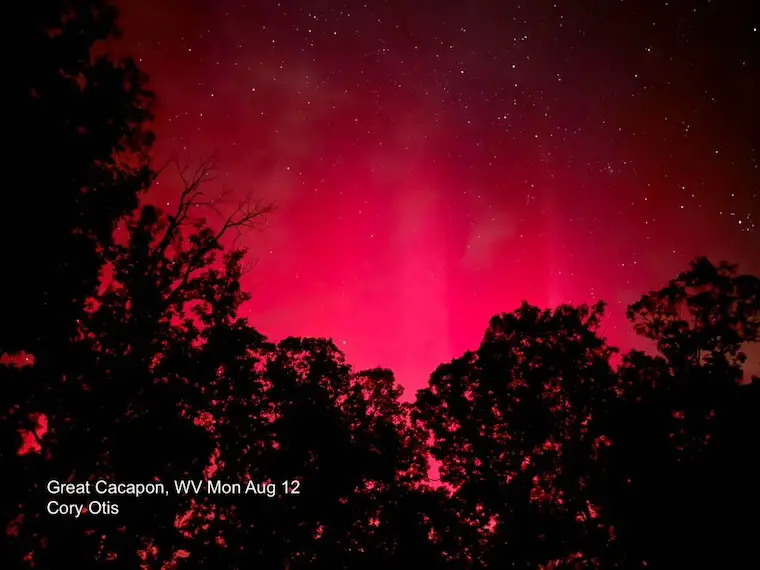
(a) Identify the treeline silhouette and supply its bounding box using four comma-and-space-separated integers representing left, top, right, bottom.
2, 2, 758, 568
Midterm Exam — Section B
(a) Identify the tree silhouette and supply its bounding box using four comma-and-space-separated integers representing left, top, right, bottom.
4, 153, 455, 567
412, 262, 759, 568
4, 0, 154, 356
598, 257, 760, 568
179, 340, 452, 569
3, 158, 271, 567
414, 302, 619, 569
4, 2, 154, 565
627, 257, 760, 374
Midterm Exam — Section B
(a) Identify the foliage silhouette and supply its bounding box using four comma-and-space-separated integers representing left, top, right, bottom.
4, 0, 154, 356
3, 2, 153, 566
414, 302, 620, 569
599, 257, 760, 568
4, 149, 449, 567
412, 260, 759, 569
3, 169, 265, 567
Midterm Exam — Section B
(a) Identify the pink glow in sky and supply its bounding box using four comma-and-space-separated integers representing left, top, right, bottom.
115, 0, 759, 393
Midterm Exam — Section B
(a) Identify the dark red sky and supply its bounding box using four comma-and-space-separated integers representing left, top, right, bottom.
114, 0, 759, 393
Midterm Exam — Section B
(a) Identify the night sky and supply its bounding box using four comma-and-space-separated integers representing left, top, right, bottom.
115, 0, 759, 392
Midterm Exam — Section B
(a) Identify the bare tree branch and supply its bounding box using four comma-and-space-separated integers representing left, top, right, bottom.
213, 193, 274, 243
150, 151, 178, 182
144, 157, 274, 307
149, 156, 219, 270
164, 194, 273, 305
241, 257, 258, 276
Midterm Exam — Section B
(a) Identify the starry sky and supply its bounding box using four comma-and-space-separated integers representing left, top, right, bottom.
114, 0, 759, 393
